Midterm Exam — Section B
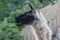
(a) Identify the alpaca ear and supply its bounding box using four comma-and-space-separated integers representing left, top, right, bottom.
26, 1, 34, 10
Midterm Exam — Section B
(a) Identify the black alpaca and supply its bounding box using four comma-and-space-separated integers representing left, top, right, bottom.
15, 2, 38, 26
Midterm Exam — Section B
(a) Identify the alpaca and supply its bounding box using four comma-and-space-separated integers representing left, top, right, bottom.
15, 1, 53, 40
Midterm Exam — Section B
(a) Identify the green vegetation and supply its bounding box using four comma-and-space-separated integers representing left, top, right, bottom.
0, 0, 53, 40
0, 9, 24, 40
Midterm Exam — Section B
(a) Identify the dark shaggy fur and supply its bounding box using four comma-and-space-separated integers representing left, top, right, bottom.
15, 10, 36, 26
15, 2, 38, 26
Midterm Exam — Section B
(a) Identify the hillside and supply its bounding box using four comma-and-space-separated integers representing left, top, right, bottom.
41, 0, 60, 30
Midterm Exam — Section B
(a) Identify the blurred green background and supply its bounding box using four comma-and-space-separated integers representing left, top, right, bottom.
0, 0, 54, 40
